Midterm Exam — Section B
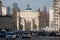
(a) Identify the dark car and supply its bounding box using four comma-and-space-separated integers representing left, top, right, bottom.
38, 30, 45, 36
0, 31, 6, 38
30, 31, 39, 36
43, 31, 50, 36
14, 30, 23, 38
55, 32, 60, 36
14, 31, 20, 38
49, 31, 56, 36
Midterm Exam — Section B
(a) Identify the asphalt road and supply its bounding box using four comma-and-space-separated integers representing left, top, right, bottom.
0, 36, 60, 40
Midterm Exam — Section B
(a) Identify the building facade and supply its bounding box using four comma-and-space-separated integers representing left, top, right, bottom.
49, 7, 54, 27
39, 6, 49, 28
12, 3, 20, 30
52, 0, 60, 31
0, 0, 11, 16
0, 0, 12, 16
1, 6, 7, 16
17, 5, 40, 31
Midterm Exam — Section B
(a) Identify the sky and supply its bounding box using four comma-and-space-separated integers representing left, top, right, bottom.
2, 0, 53, 12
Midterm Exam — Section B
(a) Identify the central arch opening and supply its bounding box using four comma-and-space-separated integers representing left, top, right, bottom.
25, 20, 31, 31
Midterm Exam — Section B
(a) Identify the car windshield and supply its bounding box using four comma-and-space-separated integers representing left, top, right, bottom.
22, 31, 30, 34
7, 32, 15, 35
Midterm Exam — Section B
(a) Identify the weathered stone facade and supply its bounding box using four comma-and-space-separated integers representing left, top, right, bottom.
17, 10, 40, 31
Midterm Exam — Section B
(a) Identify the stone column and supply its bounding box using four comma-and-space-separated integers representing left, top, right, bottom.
17, 16, 19, 30
17, 12, 20, 30
23, 19, 25, 31
31, 19, 33, 31
36, 18, 39, 31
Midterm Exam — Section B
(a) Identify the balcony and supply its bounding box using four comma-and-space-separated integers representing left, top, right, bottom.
54, 18, 58, 21
54, 15, 58, 17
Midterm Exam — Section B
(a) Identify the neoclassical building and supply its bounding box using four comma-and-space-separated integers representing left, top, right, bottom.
17, 5, 40, 31
52, 0, 60, 31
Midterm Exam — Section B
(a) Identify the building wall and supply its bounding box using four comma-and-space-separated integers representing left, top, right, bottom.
0, 16, 13, 31
20, 11, 39, 19
49, 7, 54, 27
12, 6, 20, 30
40, 10, 49, 28
0, 0, 7, 16
12, 8, 17, 30
53, 0, 60, 31
1, 6, 7, 16
0, 0, 2, 15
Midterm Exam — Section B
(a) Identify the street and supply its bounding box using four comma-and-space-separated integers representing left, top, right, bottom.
0, 36, 60, 40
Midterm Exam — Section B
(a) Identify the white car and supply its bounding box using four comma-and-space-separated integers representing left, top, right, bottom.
6, 32, 16, 38
21, 31, 31, 38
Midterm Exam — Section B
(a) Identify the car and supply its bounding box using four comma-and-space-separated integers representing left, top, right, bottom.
54, 31, 60, 36
38, 30, 46, 36
30, 31, 39, 36
21, 31, 31, 38
49, 31, 60, 36
49, 31, 56, 36
6, 32, 16, 38
55, 32, 60, 36
14, 31, 20, 38
14, 30, 23, 38
43, 31, 50, 36
0, 31, 6, 38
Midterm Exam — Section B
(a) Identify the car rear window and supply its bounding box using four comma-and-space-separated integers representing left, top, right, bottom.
7, 33, 15, 35
0, 31, 6, 34
22, 32, 30, 34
